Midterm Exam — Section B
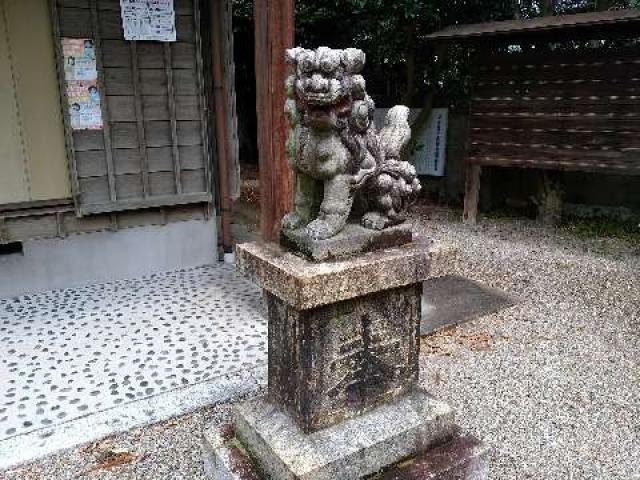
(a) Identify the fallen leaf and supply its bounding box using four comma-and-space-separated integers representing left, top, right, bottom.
90, 448, 138, 472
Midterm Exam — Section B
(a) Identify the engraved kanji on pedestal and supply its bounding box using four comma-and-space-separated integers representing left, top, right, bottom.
267, 284, 421, 432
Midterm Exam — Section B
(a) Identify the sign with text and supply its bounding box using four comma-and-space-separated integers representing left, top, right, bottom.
412, 108, 448, 177
120, 0, 176, 42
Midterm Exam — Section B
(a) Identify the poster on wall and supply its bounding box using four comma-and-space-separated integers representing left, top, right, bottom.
62, 38, 103, 130
120, 0, 176, 42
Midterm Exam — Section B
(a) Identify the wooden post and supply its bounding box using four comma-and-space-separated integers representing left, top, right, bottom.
211, 0, 235, 255
254, 0, 295, 242
463, 164, 481, 225
462, 46, 482, 226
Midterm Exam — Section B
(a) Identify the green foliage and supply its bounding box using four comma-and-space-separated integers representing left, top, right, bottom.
294, 0, 516, 108
561, 216, 640, 242
233, 0, 516, 108
232, 0, 640, 109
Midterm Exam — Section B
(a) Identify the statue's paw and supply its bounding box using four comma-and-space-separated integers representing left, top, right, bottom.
362, 212, 390, 230
282, 212, 307, 231
305, 219, 339, 240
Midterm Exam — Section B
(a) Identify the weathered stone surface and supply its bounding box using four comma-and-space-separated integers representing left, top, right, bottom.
267, 283, 421, 432
280, 222, 413, 262
281, 46, 421, 246
203, 425, 487, 480
373, 432, 489, 480
203, 427, 488, 480
202, 424, 262, 480
229, 388, 455, 480
235, 238, 432, 310
226, 238, 493, 478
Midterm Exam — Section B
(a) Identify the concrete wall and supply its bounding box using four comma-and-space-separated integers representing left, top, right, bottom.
0, 218, 217, 298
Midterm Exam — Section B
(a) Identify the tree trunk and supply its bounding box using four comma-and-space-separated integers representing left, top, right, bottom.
407, 43, 446, 138
402, 22, 418, 106
513, 0, 522, 20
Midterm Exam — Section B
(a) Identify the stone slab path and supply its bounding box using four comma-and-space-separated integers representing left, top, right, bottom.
0, 265, 267, 469
421, 274, 515, 334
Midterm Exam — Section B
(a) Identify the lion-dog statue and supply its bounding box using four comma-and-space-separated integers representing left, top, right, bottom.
281, 46, 422, 241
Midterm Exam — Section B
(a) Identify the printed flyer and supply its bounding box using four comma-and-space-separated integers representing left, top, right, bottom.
62, 38, 103, 130
120, 0, 176, 42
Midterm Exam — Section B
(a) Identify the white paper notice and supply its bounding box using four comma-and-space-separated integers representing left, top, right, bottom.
120, 0, 176, 42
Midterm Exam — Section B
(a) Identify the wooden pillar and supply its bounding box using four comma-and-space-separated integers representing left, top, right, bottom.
254, 0, 295, 242
462, 46, 482, 226
211, 0, 236, 255
463, 164, 481, 225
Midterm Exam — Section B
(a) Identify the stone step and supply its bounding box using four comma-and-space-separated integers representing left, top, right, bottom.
202, 422, 487, 480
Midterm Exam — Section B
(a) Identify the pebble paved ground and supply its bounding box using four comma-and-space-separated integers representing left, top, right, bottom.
3, 208, 638, 479
0, 264, 266, 469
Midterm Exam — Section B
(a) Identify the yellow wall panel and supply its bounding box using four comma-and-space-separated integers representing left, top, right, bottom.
4, 0, 70, 201
0, 0, 29, 204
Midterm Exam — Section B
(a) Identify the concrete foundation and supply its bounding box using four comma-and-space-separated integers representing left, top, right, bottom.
0, 218, 217, 298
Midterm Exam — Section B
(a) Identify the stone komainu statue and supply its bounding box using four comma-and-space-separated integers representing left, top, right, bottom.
282, 46, 422, 241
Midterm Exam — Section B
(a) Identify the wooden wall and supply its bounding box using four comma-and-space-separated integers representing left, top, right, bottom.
0, 201, 210, 244
54, 0, 212, 215
0, 0, 70, 205
468, 45, 640, 175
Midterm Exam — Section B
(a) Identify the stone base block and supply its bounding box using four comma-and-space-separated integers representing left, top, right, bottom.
203, 388, 457, 480
202, 414, 488, 480
280, 222, 413, 262
373, 433, 489, 479
203, 424, 259, 480
236, 238, 432, 310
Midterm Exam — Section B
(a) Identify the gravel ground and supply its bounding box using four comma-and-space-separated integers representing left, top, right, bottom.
3, 208, 638, 480
417, 207, 639, 480
1, 393, 249, 480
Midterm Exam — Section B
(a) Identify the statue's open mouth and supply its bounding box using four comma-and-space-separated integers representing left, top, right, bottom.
302, 90, 343, 106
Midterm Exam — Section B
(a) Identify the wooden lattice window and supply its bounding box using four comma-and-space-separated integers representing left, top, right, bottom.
52, 0, 212, 215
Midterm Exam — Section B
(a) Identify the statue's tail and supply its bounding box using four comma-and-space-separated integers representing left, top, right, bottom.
379, 105, 411, 161
361, 105, 421, 230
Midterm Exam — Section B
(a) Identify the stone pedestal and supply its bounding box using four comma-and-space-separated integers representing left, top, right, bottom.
203, 239, 488, 479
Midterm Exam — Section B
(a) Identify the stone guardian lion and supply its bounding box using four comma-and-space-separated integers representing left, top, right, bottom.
281, 46, 421, 241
